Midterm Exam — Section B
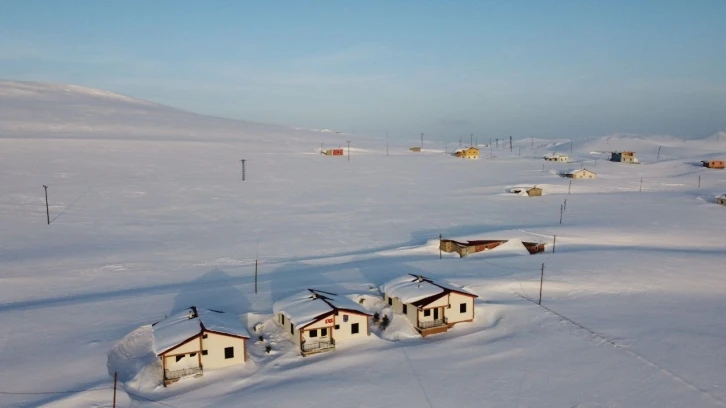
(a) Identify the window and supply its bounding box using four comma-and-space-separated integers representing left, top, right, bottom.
424, 309, 431, 317
281, 314, 285, 324
202, 334, 208, 339
351, 323, 359, 334
290, 323, 294, 335
402, 304, 407, 314
310, 329, 318, 338
189, 352, 197, 357
335, 325, 340, 330
321, 328, 327, 337
388, 297, 392, 306
175, 355, 183, 362
202, 350, 208, 355
460, 303, 467, 313
224, 347, 234, 359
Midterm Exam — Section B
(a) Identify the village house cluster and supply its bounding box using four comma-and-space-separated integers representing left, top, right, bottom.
150, 277, 479, 386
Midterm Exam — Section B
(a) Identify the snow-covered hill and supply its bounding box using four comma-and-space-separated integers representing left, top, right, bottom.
1, 83, 726, 408
0, 80, 321, 143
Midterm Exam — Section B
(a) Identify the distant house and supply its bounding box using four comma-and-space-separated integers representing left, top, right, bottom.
454, 147, 479, 159
152, 306, 250, 386
563, 168, 596, 179
381, 274, 478, 337
543, 153, 569, 162
440, 239, 546, 257
273, 289, 371, 356
409, 147, 422, 152
511, 186, 542, 196
324, 148, 344, 156
610, 151, 639, 163
702, 159, 725, 169
717, 195, 726, 206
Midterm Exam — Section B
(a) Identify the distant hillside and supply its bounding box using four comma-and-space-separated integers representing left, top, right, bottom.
0, 80, 316, 142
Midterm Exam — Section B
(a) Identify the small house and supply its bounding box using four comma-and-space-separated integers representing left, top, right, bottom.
273, 289, 371, 356
381, 275, 478, 337
409, 147, 422, 152
511, 186, 542, 196
543, 153, 569, 162
610, 151, 639, 163
440, 239, 545, 257
702, 160, 725, 169
717, 195, 726, 206
454, 147, 479, 159
324, 148, 344, 156
152, 306, 250, 386
563, 168, 596, 179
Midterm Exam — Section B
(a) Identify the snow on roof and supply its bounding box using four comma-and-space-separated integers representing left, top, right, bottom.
543, 153, 568, 158
151, 306, 250, 355
565, 168, 595, 175
381, 275, 477, 304
273, 289, 370, 329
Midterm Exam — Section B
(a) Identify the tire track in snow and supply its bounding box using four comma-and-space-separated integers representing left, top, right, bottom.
514, 292, 726, 407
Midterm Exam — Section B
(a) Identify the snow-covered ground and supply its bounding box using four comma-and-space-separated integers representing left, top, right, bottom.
1, 82, 726, 408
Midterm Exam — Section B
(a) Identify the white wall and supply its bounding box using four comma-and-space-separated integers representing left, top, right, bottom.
445, 292, 475, 324
333, 312, 368, 341
201, 332, 246, 370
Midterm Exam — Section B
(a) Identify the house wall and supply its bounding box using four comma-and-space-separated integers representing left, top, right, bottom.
385, 293, 418, 327
301, 323, 333, 343
201, 332, 246, 369
717, 198, 726, 206
334, 312, 369, 341
445, 293, 475, 324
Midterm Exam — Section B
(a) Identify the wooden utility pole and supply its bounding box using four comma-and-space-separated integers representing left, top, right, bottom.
240, 160, 246, 181
43, 185, 50, 225
564, 199, 567, 211
657, 146, 662, 160
538, 264, 544, 305
552, 235, 557, 253
509, 136, 513, 152
568, 180, 572, 194
559, 204, 563, 224
346, 141, 351, 161
113, 372, 117, 408
439, 233, 442, 259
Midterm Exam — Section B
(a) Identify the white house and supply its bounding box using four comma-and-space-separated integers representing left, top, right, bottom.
152, 306, 250, 386
381, 275, 478, 337
717, 194, 726, 206
563, 168, 596, 179
273, 289, 372, 356
543, 153, 569, 162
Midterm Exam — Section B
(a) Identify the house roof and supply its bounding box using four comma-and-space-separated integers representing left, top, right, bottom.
273, 289, 371, 330
381, 274, 478, 305
543, 153, 568, 158
565, 168, 595, 175
151, 306, 250, 355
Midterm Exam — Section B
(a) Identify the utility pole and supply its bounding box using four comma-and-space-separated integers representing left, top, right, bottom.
240, 160, 246, 181
657, 146, 662, 160
439, 233, 442, 259
564, 199, 567, 211
490, 144, 493, 159
509, 136, 513, 152
568, 180, 572, 194
560, 204, 563, 224
255, 240, 259, 294
43, 185, 49, 225
552, 235, 557, 253
346, 141, 351, 161
538, 264, 544, 305
113, 372, 117, 408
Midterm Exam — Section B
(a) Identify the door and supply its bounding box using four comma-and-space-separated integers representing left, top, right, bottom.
433, 308, 439, 320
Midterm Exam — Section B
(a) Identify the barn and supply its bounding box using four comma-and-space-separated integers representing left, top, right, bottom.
702, 160, 725, 169
324, 148, 344, 156
273, 289, 371, 356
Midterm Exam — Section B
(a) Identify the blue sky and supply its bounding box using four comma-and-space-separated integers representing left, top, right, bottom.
1, 0, 725, 139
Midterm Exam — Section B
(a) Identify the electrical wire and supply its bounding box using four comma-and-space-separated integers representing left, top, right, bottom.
0, 387, 113, 395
